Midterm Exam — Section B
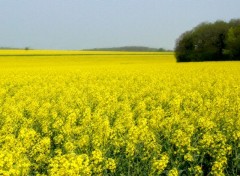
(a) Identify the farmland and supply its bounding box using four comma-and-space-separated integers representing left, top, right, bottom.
0, 50, 240, 175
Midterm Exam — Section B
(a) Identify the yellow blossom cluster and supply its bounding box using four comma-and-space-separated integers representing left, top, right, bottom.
0, 51, 239, 175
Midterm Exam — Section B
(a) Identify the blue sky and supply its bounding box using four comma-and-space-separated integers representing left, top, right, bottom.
1, 0, 240, 50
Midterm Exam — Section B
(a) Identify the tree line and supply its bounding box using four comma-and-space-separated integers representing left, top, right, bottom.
175, 19, 240, 62
84, 46, 171, 52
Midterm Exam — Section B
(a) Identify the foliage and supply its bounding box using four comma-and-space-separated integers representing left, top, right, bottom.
175, 19, 240, 62
0, 51, 240, 175
225, 26, 240, 60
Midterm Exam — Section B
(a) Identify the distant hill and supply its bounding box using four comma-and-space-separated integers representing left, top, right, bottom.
83, 46, 171, 52
0, 46, 172, 52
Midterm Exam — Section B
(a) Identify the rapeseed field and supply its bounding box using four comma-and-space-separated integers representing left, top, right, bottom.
0, 50, 239, 175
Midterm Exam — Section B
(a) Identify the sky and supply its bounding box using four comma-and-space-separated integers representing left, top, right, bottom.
1, 0, 240, 50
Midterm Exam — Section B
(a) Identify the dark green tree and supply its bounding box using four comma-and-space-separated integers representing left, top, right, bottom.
193, 21, 229, 61
225, 26, 240, 60
175, 19, 240, 62
175, 31, 194, 62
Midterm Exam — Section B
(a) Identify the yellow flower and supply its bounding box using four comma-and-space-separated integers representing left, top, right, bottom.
105, 158, 116, 173
152, 154, 169, 174
184, 153, 194, 162
168, 168, 178, 176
